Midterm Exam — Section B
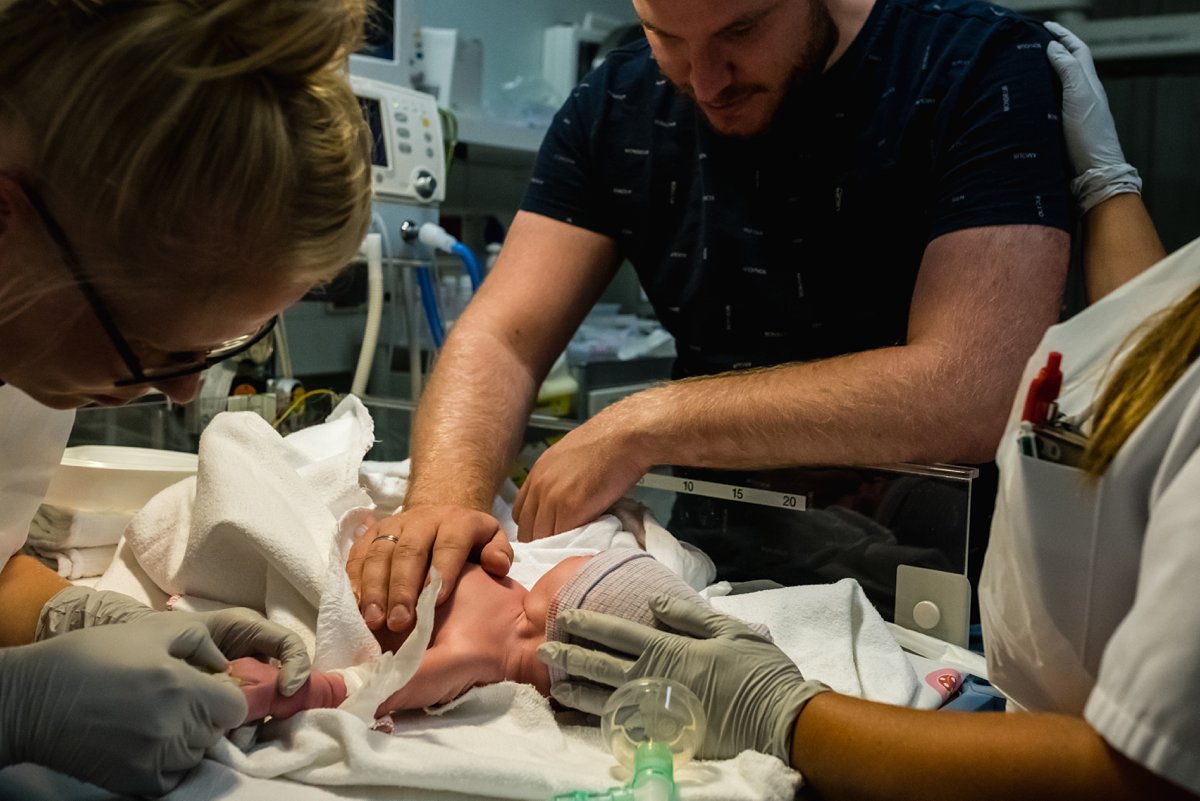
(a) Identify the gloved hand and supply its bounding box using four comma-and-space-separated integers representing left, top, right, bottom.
537, 593, 828, 763
0, 616, 247, 795
1045, 20, 1142, 213
37, 586, 312, 696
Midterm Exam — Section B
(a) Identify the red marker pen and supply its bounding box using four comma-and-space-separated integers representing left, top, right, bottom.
1021, 351, 1063, 424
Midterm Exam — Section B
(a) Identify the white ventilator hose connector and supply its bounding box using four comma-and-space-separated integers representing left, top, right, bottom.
417, 222, 484, 293
416, 222, 459, 253
351, 233, 384, 397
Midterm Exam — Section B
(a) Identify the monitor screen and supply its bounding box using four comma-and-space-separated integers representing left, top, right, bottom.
357, 0, 396, 62
358, 96, 387, 168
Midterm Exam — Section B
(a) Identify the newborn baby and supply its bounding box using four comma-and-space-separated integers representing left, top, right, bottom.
229, 549, 709, 723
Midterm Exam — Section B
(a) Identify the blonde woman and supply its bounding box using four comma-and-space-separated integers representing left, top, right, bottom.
541, 27, 1200, 801
0, 0, 371, 794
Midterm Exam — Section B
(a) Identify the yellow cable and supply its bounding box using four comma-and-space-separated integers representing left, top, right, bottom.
272, 388, 340, 430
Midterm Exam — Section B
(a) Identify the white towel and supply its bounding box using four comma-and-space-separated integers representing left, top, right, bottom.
199, 683, 798, 801
95, 536, 170, 608
162, 762, 356, 801
26, 505, 132, 549
32, 544, 117, 580
360, 460, 520, 538
97, 396, 380, 668
507, 515, 639, 588
711, 580, 922, 707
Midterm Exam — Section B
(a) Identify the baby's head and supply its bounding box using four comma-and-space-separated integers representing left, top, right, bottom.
538, 549, 711, 687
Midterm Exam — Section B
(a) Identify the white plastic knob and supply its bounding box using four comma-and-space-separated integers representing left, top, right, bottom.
913, 600, 942, 630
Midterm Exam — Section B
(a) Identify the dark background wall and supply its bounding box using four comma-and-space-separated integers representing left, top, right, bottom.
1089, 0, 1200, 250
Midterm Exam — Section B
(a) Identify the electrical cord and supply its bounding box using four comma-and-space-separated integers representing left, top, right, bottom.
439, 107, 458, 174
272, 388, 341, 430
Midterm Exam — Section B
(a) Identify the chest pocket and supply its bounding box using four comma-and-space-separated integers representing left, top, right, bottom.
982, 450, 1100, 715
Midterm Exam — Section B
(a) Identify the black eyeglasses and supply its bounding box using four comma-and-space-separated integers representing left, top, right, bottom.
23, 185, 277, 388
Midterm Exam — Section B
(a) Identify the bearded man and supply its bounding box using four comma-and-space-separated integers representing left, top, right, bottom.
348, 0, 1073, 637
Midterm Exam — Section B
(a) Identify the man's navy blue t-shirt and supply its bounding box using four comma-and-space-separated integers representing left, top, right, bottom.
521, 0, 1073, 378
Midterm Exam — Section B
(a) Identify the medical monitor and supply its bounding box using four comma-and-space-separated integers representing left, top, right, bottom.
359, 96, 388, 169
350, 76, 445, 204
350, 0, 421, 88
358, 0, 397, 63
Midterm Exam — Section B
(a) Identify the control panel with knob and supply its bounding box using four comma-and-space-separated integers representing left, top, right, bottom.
351, 75, 445, 204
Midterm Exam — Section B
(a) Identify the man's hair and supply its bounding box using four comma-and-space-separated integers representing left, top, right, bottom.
0, 0, 373, 287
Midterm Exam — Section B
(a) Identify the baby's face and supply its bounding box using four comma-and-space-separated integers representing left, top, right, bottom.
523, 555, 591, 632
370, 557, 593, 656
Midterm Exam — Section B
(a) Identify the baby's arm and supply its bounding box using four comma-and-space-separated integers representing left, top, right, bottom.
229, 657, 347, 724
374, 639, 500, 715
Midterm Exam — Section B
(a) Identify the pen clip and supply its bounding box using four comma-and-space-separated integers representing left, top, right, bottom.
1021, 351, 1063, 425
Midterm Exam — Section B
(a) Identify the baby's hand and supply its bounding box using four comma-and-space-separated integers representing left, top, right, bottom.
228, 657, 347, 724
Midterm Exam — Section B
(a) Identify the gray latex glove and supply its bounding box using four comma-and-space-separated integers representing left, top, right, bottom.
1045, 20, 1142, 213
0, 616, 247, 795
37, 586, 312, 696
537, 593, 828, 763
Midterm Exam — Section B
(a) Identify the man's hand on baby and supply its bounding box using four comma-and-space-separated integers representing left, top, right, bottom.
538, 593, 828, 762
347, 505, 512, 633
513, 408, 652, 541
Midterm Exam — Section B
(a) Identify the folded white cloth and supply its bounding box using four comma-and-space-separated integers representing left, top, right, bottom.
711, 579, 922, 708
27, 505, 132, 550
200, 683, 797, 801
32, 544, 117, 580
95, 536, 170, 608
97, 396, 381, 669
161, 762, 358, 801
360, 460, 519, 537
507, 515, 640, 588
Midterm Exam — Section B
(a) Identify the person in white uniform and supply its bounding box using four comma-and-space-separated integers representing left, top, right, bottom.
539, 25, 1200, 801
0, 0, 372, 794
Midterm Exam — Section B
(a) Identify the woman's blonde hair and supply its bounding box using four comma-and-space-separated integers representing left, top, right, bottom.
0, 0, 372, 287
1082, 283, 1200, 476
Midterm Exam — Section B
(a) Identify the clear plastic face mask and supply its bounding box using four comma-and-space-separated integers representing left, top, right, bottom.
553, 678, 707, 801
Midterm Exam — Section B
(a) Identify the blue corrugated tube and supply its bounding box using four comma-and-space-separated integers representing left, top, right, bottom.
415, 265, 445, 348
451, 242, 484, 292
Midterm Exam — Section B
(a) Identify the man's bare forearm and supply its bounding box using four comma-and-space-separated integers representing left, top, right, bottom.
400, 212, 622, 514
403, 324, 540, 511
609, 338, 1010, 472
598, 226, 1067, 471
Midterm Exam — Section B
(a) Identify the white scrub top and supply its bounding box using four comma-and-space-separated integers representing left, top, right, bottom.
981, 235, 1200, 795
0, 384, 75, 563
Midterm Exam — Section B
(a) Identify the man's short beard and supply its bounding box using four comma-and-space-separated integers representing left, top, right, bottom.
674, 0, 839, 137
791, 0, 839, 93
